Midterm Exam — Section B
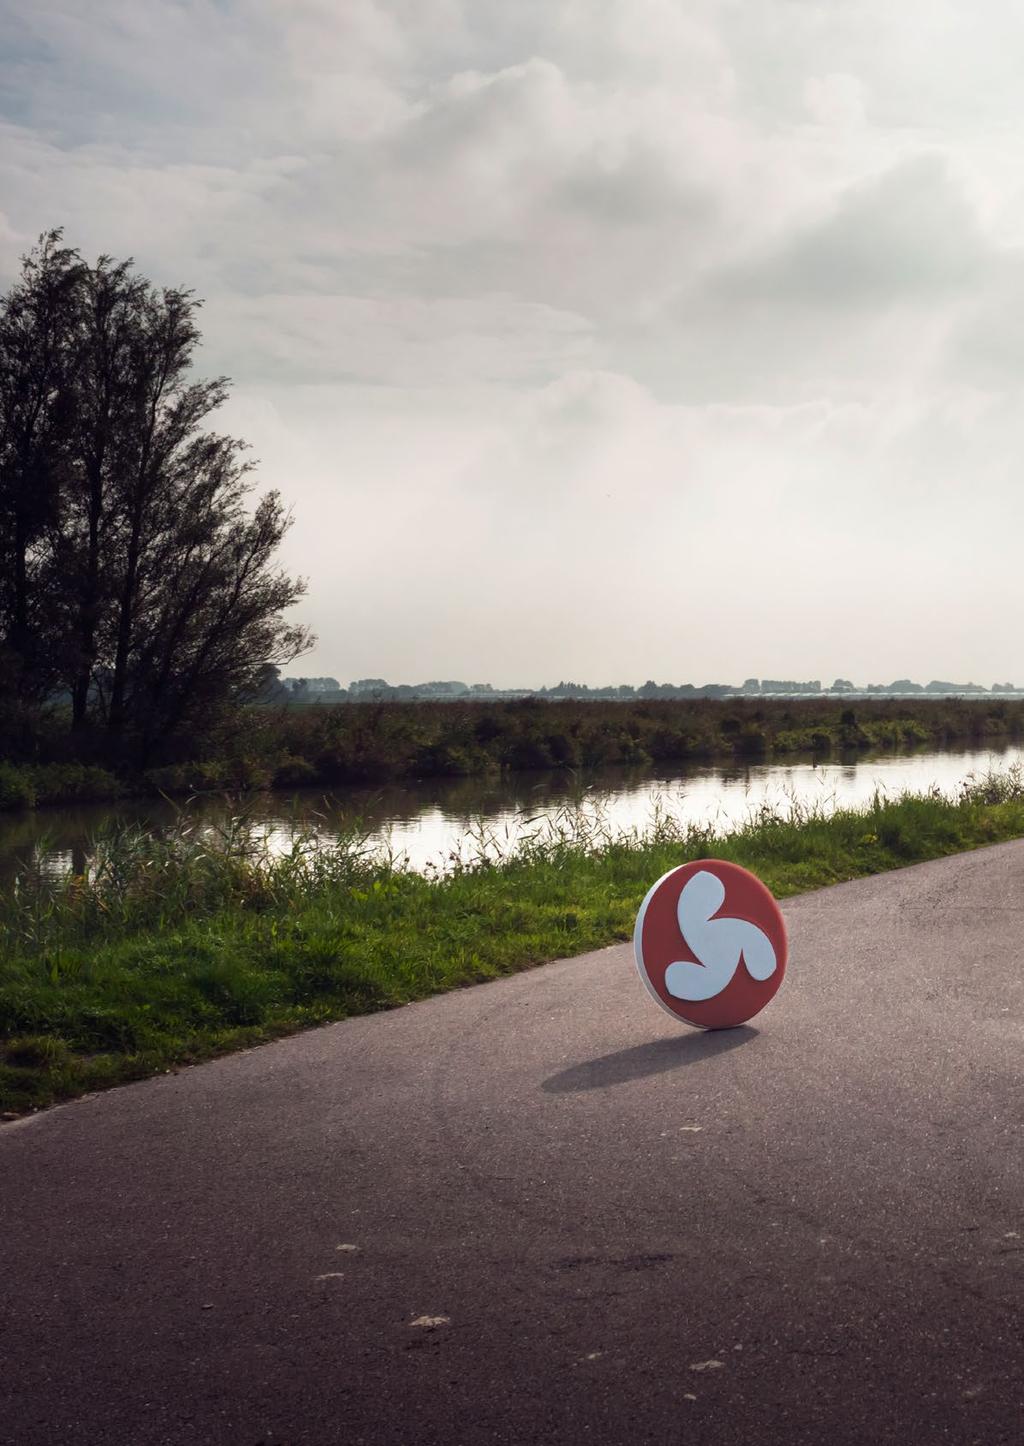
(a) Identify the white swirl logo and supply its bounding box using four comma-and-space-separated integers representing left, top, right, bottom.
664, 869, 778, 1002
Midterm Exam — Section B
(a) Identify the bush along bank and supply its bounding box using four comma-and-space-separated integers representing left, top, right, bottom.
0, 762, 125, 811
4, 695, 1024, 810
3, 766, 1024, 1116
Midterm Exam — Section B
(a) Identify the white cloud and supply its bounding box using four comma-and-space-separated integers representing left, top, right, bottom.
716, 156, 987, 308
803, 73, 868, 132
3, 0, 1024, 683
204, 291, 598, 386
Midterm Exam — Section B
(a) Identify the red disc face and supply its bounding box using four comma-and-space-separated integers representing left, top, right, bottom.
633, 859, 788, 1029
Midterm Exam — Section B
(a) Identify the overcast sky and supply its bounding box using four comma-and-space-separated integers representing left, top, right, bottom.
2, 1, 1023, 687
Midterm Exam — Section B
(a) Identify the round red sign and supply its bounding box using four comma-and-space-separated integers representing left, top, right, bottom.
633, 859, 788, 1029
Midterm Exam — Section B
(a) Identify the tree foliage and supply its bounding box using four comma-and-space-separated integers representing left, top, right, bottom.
0, 231, 313, 761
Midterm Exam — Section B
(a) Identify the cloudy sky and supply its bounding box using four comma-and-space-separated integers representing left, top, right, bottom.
2, 1, 1022, 687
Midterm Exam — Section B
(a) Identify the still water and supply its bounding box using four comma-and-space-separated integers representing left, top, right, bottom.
1, 743, 1020, 885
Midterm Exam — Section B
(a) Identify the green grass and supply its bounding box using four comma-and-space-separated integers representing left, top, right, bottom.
3, 766, 1024, 1117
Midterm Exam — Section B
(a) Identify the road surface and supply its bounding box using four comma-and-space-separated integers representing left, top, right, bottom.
2, 843, 1022, 1444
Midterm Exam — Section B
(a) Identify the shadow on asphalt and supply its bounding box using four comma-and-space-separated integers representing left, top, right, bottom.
540, 1025, 759, 1094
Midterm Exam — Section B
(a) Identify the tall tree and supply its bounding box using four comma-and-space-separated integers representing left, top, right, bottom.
58, 254, 148, 729
0, 231, 83, 704
0, 233, 314, 758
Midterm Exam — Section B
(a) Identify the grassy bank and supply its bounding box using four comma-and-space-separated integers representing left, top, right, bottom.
3, 768, 1024, 1117
4, 695, 1024, 811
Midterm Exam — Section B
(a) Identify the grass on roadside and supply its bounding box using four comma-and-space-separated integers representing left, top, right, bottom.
3, 766, 1024, 1117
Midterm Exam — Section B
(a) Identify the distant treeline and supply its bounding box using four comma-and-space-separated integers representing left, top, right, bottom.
275, 672, 1020, 702
4, 695, 1024, 810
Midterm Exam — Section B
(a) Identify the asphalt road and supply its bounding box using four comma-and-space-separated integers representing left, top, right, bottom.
2, 844, 1023, 1445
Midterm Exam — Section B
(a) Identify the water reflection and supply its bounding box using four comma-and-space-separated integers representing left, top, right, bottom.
2, 742, 1021, 885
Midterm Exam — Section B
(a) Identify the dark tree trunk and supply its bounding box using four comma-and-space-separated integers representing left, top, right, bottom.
71, 474, 103, 731
11, 509, 29, 677
107, 518, 141, 735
